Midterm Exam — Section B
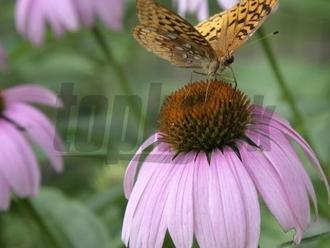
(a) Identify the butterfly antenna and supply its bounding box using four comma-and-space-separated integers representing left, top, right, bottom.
243, 31, 279, 49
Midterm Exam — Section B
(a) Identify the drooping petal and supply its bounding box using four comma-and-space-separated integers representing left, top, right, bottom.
4, 84, 63, 107
250, 123, 317, 214
0, 121, 40, 196
240, 144, 296, 230
251, 105, 330, 201
243, 129, 311, 243
123, 133, 159, 199
5, 103, 64, 172
249, 129, 311, 229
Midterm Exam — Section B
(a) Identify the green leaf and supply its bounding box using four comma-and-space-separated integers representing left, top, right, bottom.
278, 232, 330, 248
31, 188, 111, 248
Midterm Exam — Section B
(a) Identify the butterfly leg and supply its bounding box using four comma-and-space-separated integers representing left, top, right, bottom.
228, 66, 238, 92
192, 70, 207, 77
214, 72, 236, 83
190, 70, 196, 84
204, 79, 212, 104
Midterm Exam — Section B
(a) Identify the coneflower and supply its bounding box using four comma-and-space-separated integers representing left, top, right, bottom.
15, 0, 125, 46
122, 81, 329, 248
0, 84, 63, 210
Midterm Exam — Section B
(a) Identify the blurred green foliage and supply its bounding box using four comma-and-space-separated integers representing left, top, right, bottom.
0, 0, 329, 247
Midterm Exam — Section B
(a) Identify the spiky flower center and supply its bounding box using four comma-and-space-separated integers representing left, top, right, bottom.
159, 81, 252, 153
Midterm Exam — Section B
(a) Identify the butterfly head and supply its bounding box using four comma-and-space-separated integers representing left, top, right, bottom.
224, 56, 235, 67
216, 55, 235, 74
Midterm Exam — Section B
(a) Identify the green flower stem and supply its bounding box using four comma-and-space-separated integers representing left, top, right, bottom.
257, 27, 311, 143
92, 26, 132, 95
258, 28, 329, 171
16, 199, 62, 248
91, 26, 140, 121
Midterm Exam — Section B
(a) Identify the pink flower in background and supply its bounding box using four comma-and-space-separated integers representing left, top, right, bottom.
0, 43, 8, 72
122, 81, 329, 248
173, 0, 209, 21
174, 0, 278, 21
0, 85, 64, 210
217, 0, 239, 10
71, 0, 124, 30
15, 0, 79, 46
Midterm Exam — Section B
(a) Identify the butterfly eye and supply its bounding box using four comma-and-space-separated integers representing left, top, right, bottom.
224, 56, 235, 66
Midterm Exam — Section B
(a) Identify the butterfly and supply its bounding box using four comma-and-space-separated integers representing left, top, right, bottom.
133, 0, 279, 79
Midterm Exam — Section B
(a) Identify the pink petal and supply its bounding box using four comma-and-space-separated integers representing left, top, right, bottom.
209, 149, 260, 248
4, 84, 63, 107
196, 0, 209, 21
241, 129, 311, 243
166, 153, 195, 248
123, 133, 159, 199
46, 0, 79, 34
44, 4, 66, 38
250, 123, 317, 214
0, 121, 40, 196
15, 0, 79, 45
177, 0, 188, 17
251, 105, 330, 202
122, 144, 173, 245
26, 0, 46, 46
175, 0, 209, 21
16, 0, 32, 34
0, 122, 32, 196
248, 129, 311, 231
226, 149, 260, 248
71, 0, 94, 27
122, 154, 175, 248
218, 0, 239, 10
240, 145, 296, 230
122, 161, 160, 245
95, 0, 124, 30
193, 152, 218, 248
5, 103, 64, 172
